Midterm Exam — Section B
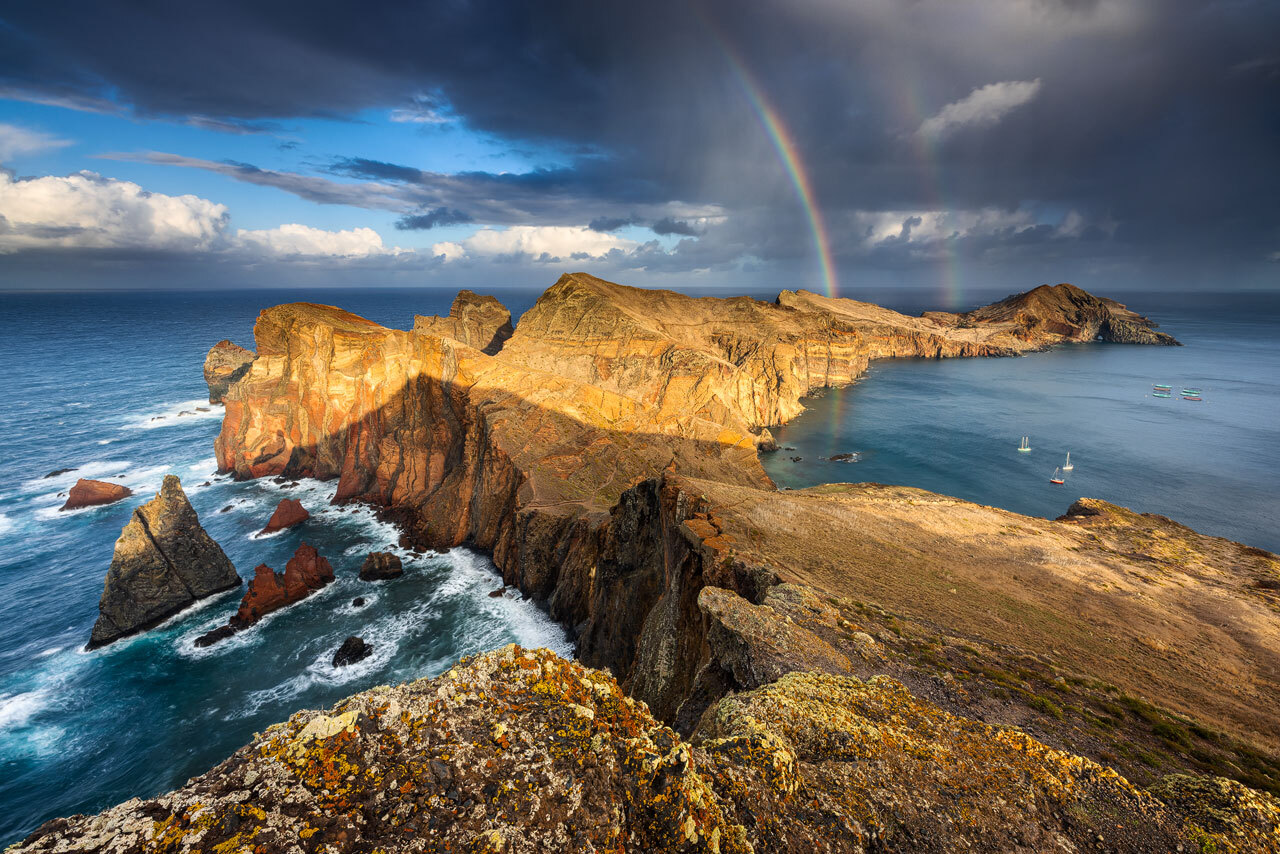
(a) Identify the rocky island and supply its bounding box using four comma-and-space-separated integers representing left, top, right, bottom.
21, 275, 1280, 853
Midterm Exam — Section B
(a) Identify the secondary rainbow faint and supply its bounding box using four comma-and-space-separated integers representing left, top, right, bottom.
713, 36, 840, 298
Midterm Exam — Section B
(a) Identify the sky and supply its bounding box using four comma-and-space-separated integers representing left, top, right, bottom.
0, 0, 1277, 297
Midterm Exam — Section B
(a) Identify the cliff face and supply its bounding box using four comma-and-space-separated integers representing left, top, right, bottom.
87, 475, 240, 649
47, 273, 1276, 849
14, 646, 1277, 854
202, 339, 254, 404
413, 289, 514, 355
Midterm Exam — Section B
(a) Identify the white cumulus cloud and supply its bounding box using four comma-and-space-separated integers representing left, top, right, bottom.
0, 170, 229, 253
917, 79, 1042, 140
236, 223, 401, 258
435, 225, 640, 263
0, 123, 72, 161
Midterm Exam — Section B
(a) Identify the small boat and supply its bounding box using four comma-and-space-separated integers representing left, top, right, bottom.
1153, 384, 1172, 391
1181, 388, 1201, 395
1017, 436, 1032, 453
1152, 392, 1173, 398
1062, 452, 1073, 472
1183, 395, 1202, 401
1050, 467, 1065, 484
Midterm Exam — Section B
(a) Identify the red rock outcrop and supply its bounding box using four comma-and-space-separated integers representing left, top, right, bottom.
260, 497, 308, 534
413, 289, 514, 355
60, 478, 132, 511
233, 543, 333, 627
202, 339, 254, 403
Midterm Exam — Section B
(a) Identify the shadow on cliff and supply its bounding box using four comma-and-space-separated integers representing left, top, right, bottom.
219, 371, 777, 725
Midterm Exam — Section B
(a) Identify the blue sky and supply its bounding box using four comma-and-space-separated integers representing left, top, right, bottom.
1, 0, 1277, 293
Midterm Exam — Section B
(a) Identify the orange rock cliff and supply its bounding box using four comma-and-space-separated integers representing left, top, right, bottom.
22, 275, 1280, 854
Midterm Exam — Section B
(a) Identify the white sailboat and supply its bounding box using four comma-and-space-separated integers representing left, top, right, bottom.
1062, 452, 1073, 472
1017, 436, 1032, 453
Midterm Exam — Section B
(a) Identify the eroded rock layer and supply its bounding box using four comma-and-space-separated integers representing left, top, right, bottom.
202, 339, 254, 404
413, 289, 513, 355
87, 475, 240, 649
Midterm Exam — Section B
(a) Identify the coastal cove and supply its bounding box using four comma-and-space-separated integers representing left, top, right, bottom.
1, 281, 1278, 847
763, 290, 1280, 554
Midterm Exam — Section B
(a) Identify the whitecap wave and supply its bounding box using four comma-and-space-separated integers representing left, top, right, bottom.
0, 689, 48, 728
127, 399, 224, 430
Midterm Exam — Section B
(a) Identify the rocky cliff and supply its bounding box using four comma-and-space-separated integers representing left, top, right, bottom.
413, 289, 513, 355
202, 339, 254, 404
39, 274, 1278, 851
87, 475, 241, 649
923, 282, 1181, 346
14, 644, 1280, 854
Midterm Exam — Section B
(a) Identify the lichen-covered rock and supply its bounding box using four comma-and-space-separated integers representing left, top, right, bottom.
1149, 774, 1280, 853
202, 339, 253, 403
413, 289, 513, 355
11, 647, 1271, 854
87, 476, 239, 649
60, 478, 132, 511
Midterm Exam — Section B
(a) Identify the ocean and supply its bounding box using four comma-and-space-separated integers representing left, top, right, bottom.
0, 285, 1276, 843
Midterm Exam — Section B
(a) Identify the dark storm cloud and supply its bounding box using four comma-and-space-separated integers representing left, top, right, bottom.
651, 217, 701, 237
588, 216, 641, 232
395, 207, 472, 230
4, 0, 1280, 285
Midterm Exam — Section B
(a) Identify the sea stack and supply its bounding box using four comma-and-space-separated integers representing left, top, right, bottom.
195, 543, 334, 647
60, 478, 133, 511
87, 475, 240, 649
203, 339, 254, 404
261, 498, 308, 534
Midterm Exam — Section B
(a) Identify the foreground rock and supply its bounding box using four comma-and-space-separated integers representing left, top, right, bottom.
413, 289, 513, 355
202, 339, 254, 403
260, 497, 308, 534
87, 476, 239, 649
194, 543, 333, 647
59, 478, 132, 511
358, 550, 402, 580
331, 635, 371, 667
12, 646, 1276, 854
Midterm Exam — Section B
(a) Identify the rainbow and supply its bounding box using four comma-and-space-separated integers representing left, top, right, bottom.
714, 41, 840, 298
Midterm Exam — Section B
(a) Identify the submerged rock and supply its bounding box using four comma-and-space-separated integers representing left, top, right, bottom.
260, 497, 308, 535
87, 475, 239, 649
60, 478, 132, 511
828, 452, 860, 462
43, 467, 74, 479
358, 551, 402, 581
332, 635, 372, 667
202, 339, 254, 404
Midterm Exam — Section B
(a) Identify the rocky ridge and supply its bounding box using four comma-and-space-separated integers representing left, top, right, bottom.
87, 475, 240, 649
413, 289, 513, 355
12, 646, 1277, 853
32, 274, 1278, 851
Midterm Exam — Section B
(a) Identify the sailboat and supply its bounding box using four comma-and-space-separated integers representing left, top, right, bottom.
1050, 467, 1065, 484
1062, 452, 1073, 472
1017, 436, 1032, 453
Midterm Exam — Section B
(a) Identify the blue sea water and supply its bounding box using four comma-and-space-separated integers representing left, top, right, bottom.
0, 284, 1275, 843
762, 290, 1280, 554
0, 288, 563, 845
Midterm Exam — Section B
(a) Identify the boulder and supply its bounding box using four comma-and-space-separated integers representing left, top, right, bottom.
359, 551, 403, 581
351, 596, 366, 608
60, 478, 132, 511
260, 498, 308, 534
87, 475, 240, 649
203, 339, 254, 404
332, 635, 372, 667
